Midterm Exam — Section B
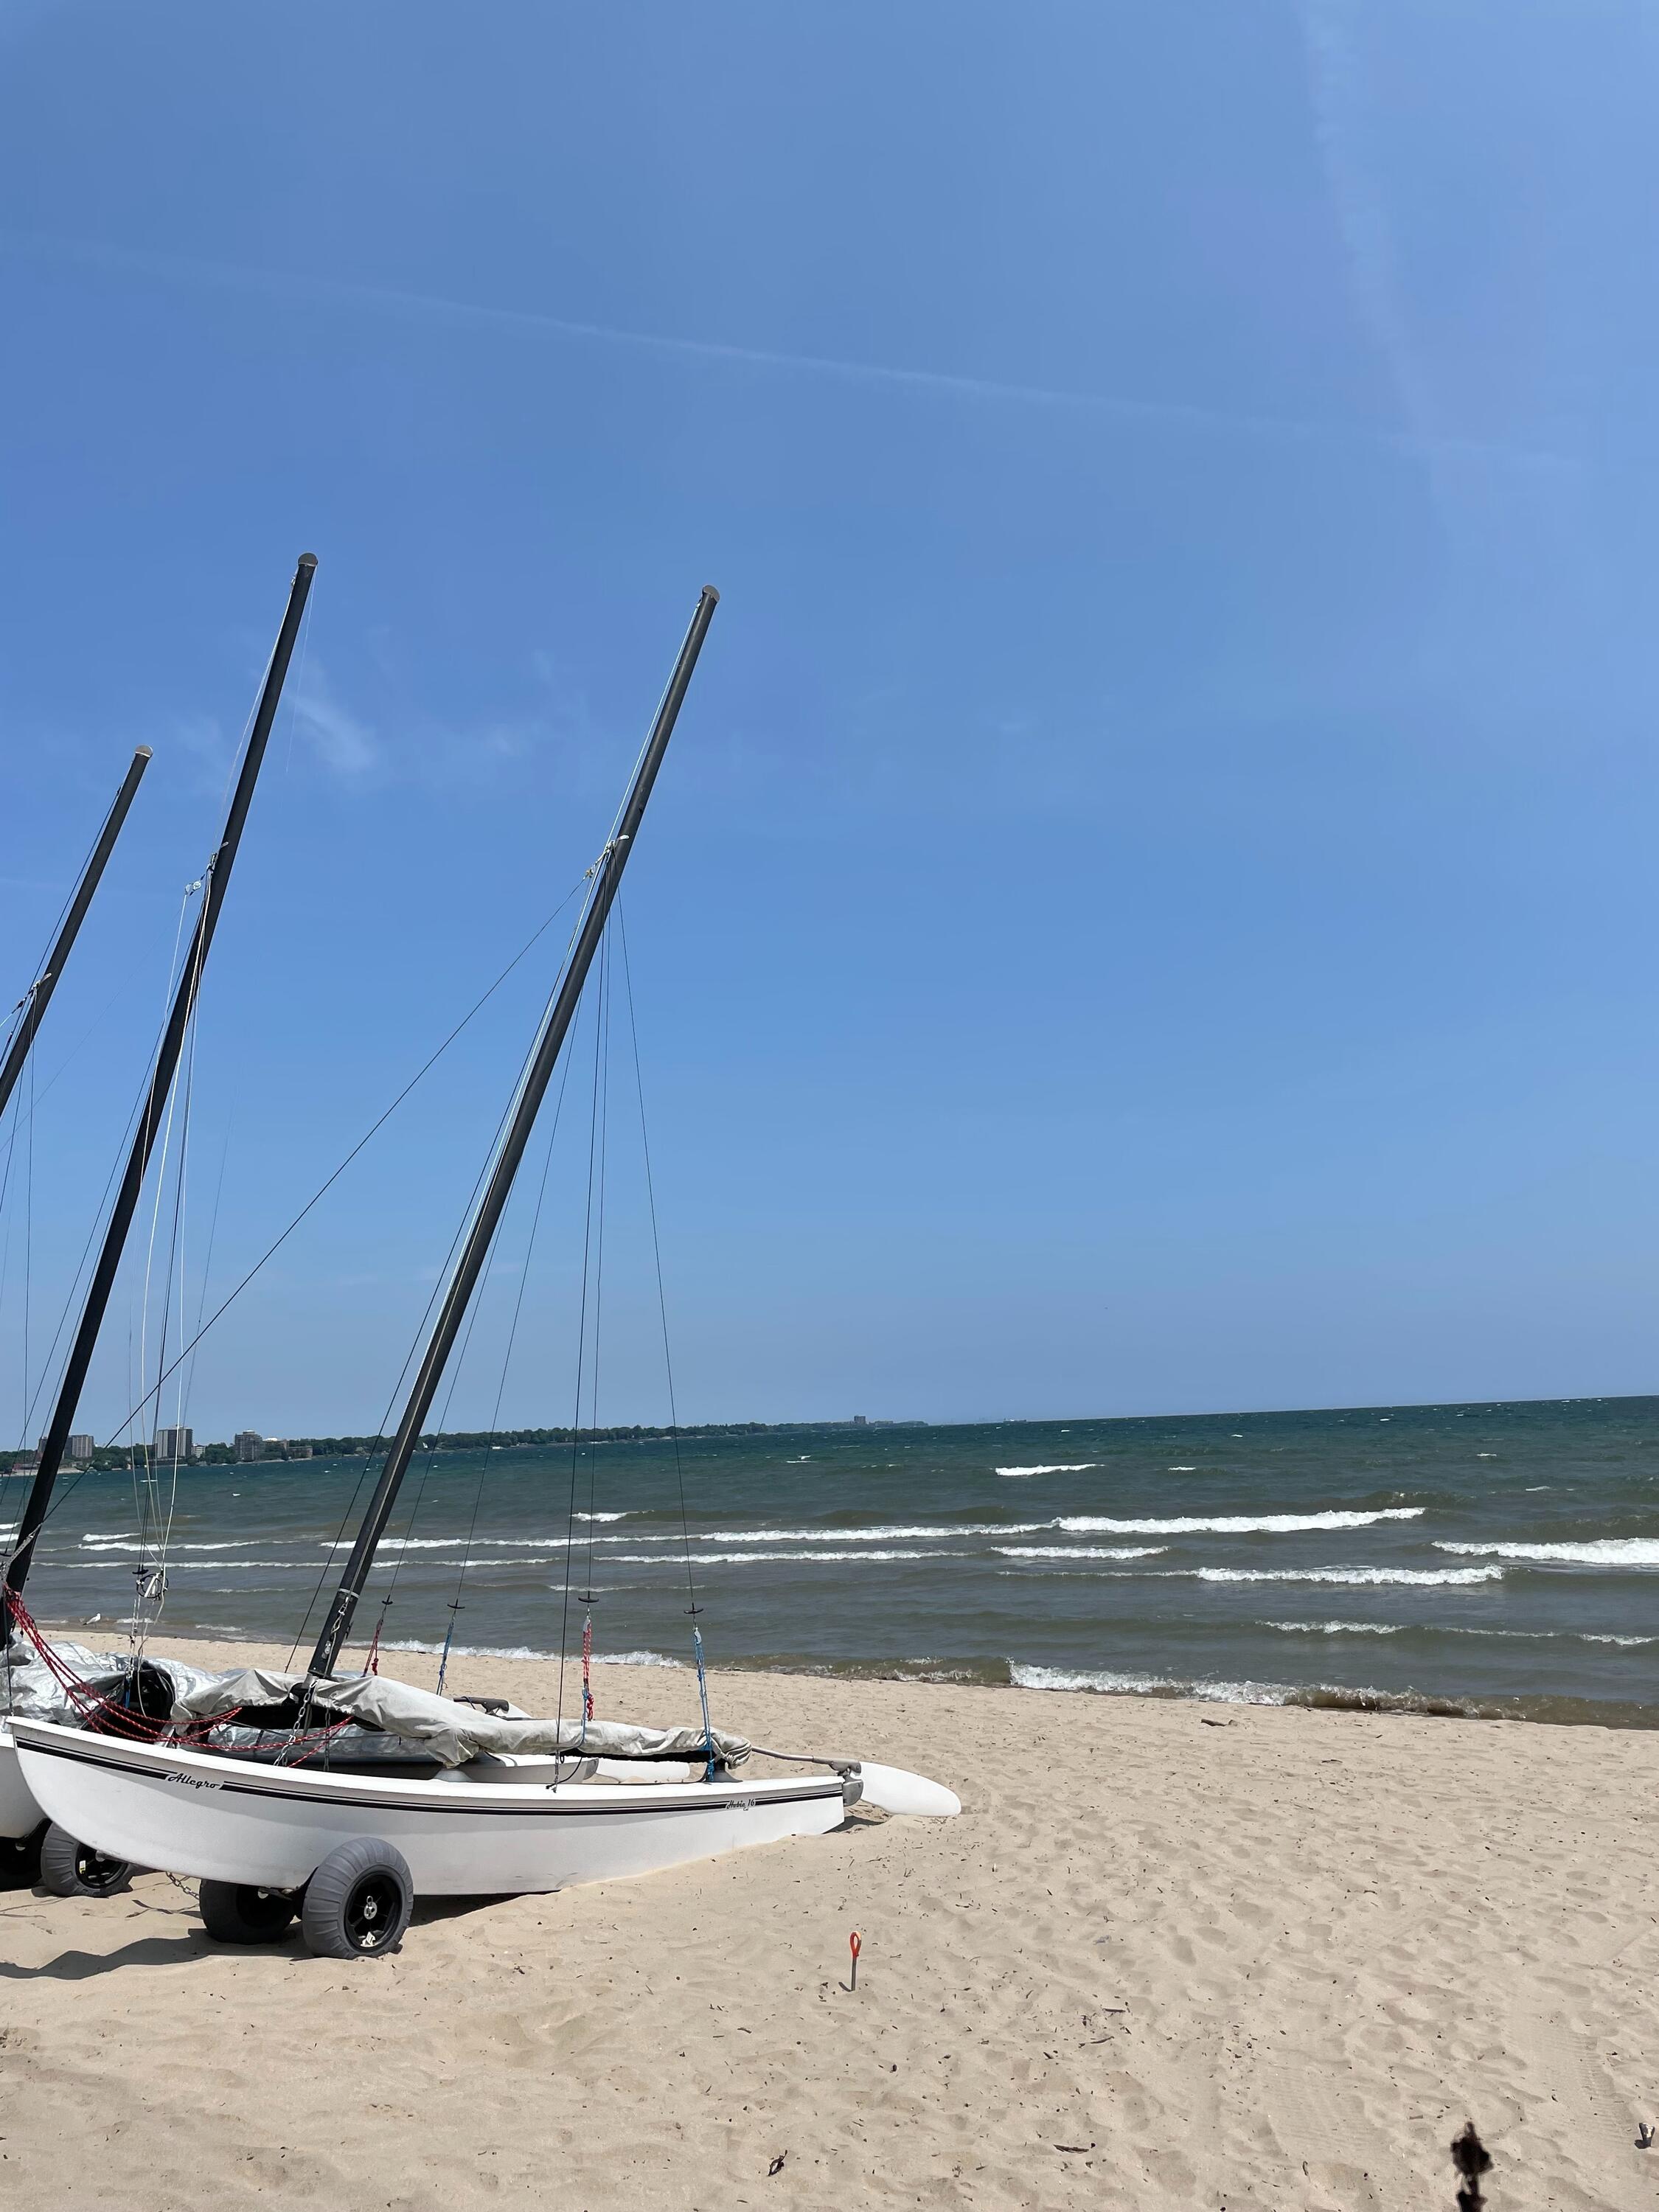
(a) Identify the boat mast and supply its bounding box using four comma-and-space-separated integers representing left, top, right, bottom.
3, 554, 317, 1604
0, 746, 153, 1124
307, 585, 719, 1678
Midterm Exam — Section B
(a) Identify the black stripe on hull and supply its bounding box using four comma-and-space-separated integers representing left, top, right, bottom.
16, 1732, 844, 1821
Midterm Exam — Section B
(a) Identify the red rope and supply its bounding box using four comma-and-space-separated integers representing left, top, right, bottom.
3, 1588, 352, 1753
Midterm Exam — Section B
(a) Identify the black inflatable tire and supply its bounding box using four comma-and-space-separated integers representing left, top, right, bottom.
38, 1821, 131, 1899
199, 1879, 298, 1943
0, 1820, 46, 1891
299, 1837, 412, 1960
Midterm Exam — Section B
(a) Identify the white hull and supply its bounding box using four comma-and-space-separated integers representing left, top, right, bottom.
12, 1719, 849, 1894
0, 1728, 41, 1841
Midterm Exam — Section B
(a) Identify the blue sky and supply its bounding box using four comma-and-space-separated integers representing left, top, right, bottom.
3, 1, 1658, 1438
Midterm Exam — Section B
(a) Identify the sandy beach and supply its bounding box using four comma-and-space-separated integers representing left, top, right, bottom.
1, 1637, 1654, 2211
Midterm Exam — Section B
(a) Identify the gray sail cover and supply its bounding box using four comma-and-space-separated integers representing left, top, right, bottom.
170, 1666, 751, 1770
1, 1639, 238, 1725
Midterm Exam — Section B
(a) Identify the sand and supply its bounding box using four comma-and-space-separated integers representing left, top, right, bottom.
1, 1636, 1655, 2211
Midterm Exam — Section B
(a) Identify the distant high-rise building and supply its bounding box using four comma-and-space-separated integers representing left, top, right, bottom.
852, 1413, 869, 1427
234, 1430, 265, 1463
286, 1442, 313, 1460
154, 1426, 194, 1464
66, 1433, 96, 1464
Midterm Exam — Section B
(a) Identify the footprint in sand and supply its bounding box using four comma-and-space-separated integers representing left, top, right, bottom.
1258, 2053, 1391, 2209
1509, 2010, 1646, 2187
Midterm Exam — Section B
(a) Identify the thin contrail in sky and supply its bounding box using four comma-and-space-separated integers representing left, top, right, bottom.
1, 230, 1572, 473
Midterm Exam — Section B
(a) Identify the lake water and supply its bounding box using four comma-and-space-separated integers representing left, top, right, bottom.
10, 1394, 1658, 1726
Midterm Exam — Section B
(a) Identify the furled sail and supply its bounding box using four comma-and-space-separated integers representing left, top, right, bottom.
170, 1666, 752, 1770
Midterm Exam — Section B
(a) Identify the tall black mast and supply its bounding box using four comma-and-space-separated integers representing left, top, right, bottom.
0, 746, 153, 1125
4, 554, 317, 1603
307, 585, 719, 1677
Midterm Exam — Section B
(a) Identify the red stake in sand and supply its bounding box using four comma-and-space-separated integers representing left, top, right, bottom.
849, 1930, 862, 1992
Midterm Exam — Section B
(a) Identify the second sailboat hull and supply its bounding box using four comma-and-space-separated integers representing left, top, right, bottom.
0, 1728, 40, 1841
11, 1719, 849, 1893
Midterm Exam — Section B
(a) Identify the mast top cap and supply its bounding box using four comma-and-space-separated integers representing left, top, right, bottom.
298, 552, 319, 571
700, 585, 720, 604
133, 745, 154, 760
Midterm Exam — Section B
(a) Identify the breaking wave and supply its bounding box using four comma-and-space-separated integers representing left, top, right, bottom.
995, 1464, 1100, 1477
608, 1548, 942, 1565
1263, 1619, 1403, 1635
1013, 1663, 1286, 1703
995, 1545, 1165, 1560
644, 1524, 1048, 1545
1436, 1539, 1659, 1566
380, 1638, 681, 1666
1166, 1565, 1503, 1586
1056, 1508, 1423, 1536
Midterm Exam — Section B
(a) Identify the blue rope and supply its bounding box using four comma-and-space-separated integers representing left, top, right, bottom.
692, 1625, 714, 1780
435, 1603, 461, 1696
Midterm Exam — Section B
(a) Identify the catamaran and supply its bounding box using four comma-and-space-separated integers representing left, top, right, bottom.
1, 556, 316, 1893
10, 585, 958, 1958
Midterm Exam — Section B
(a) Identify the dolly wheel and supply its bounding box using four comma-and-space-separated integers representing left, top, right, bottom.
200, 1879, 299, 1944
38, 1822, 131, 1898
300, 1837, 412, 1960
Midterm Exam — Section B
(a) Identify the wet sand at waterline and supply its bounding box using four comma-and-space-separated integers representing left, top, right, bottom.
1, 1638, 1654, 2211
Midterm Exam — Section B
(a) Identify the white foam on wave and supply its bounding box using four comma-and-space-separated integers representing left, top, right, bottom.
995, 1463, 1100, 1478
322, 1535, 467, 1552
81, 1539, 262, 1552
1012, 1663, 1287, 1703
1436, 1539, 1659, 1566
995, 1544, 1165, 1560
321, 1534, 628, 1553
609, 1548, 941, 1565
1056, 1508, 1423, 1537
1263, 1619, 1403, 1635
1164, 1565, 1503, 1586
574, 1512, 629, 1523
379, 1638, 681, 1666
161, 1561, 309, 1571
1268, 1620, 1657, 1647
614, 1524, 1050, 1545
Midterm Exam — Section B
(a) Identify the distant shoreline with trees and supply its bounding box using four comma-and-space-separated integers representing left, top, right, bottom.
0, 1416, 922, 1477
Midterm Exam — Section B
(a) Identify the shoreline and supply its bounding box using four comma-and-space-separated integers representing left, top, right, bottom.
2, 1634, 1655, 2208
43, 1618, 1659, 1731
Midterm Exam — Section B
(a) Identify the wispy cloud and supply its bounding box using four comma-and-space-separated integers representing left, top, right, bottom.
0, 229, 1572, 474
292, 659, 379, 779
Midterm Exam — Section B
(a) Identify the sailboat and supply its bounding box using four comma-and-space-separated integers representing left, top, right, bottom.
1, 556, 316, 1893
10, 586, 959, 1959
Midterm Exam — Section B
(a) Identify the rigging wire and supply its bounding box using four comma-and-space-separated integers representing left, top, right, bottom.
0, 788, 138, 1196
26, 873, 592, 1563
131, 877, 214, 1652
0, 1071, 24, 1449
555, 939, 610, 1736
20, 1041, 34, 1441
179, 1071, 240, 1431
574, 922, 614, 1632
616, 902, 715, 1770
282, 876, 598, 1669
123, 875, 207, 1644
434, 1035, 579, 1694
616, 902, 700, 1618
9, 885, 211, 1461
